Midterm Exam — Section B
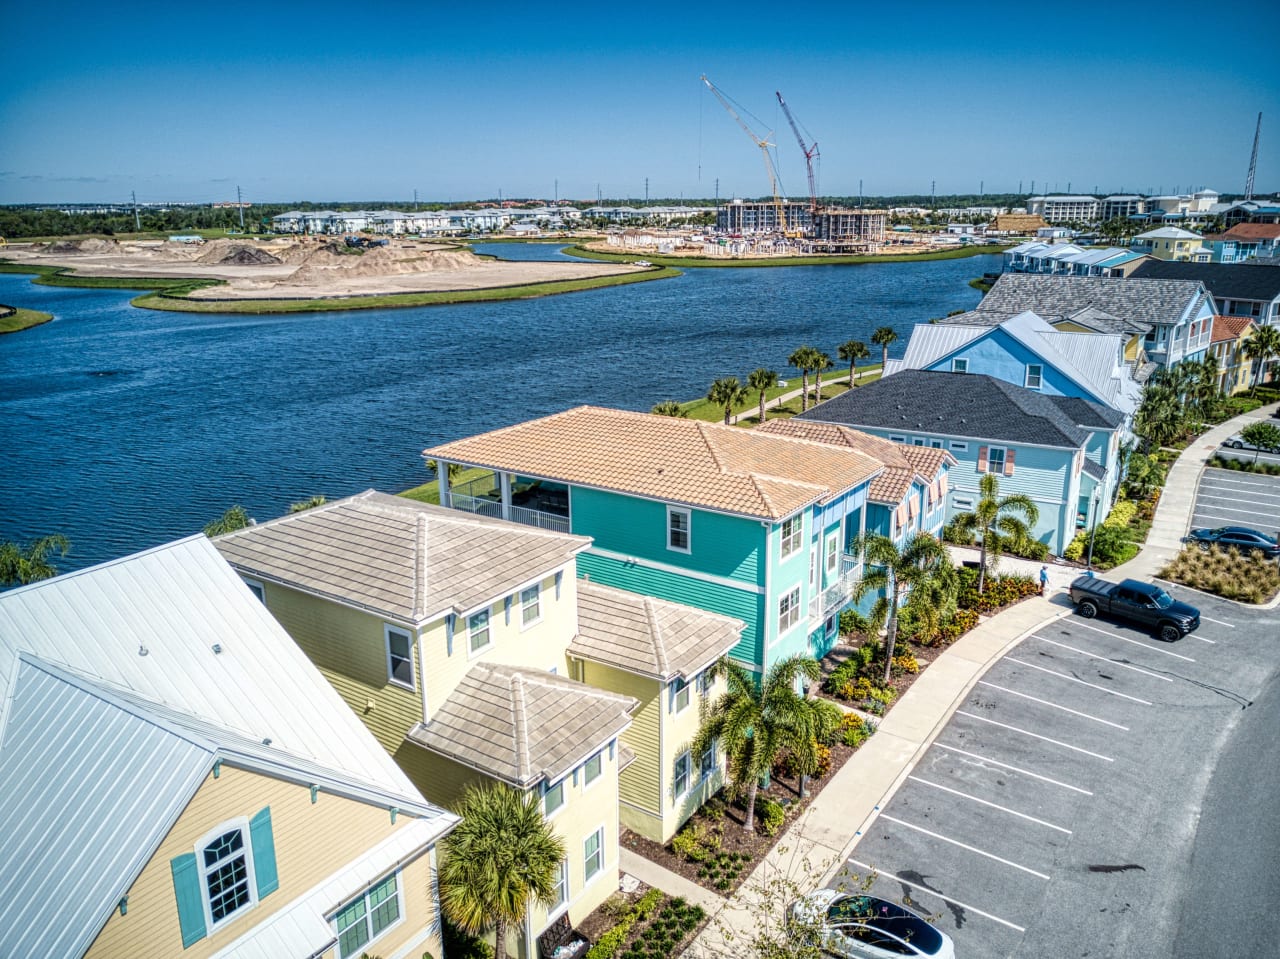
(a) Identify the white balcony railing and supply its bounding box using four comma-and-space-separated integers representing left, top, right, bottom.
446, 492, 571, 534
809, 554, 863, 623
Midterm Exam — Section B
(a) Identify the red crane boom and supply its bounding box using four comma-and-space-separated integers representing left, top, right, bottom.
776, 91, 820, 218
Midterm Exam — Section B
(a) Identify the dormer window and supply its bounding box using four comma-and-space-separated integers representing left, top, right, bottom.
952, 358, 968, 374
1025, 364, 1043, 390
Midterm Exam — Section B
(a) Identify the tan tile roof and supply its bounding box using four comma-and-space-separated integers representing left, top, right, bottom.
571, 581, 744, 681
406, 663, 636, 787
214, 490, 589, 625
424, 406, 884, 521
756, 420, 952, 504
1210, 314, 1255, 344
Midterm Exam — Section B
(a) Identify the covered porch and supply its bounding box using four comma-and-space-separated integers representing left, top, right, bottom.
434, 461, 571, 534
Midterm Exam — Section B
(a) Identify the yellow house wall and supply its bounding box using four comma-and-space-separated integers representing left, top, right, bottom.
661, 673, 726, 842
86, 765, 440, 959
258, 581, 421, 757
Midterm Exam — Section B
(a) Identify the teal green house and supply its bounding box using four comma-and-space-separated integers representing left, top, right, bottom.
425, 406, 896, 671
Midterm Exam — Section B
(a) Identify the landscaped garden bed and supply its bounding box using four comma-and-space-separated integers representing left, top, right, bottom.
575, 887, 707, 959
1158, 545, 1280, 604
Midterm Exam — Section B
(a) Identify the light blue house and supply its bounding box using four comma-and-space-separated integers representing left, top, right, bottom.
424, 406, 941, 670
797, 371, 1124, 556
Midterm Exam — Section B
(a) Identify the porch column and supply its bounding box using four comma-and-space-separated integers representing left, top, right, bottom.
500, 472, 513, 521
437, 460, 452, 508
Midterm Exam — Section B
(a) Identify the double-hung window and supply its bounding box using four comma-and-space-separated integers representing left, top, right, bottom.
780, 516, 802, 559
543, 779, 565, 817
520, 584, 541, 628
1025, 364, 1043, 390
384, 626, 414, 689
584, 828, 604, 882
201, 823, 256, 928
672, 677, 691, 713
673, 751, 691, 797
778, 587, 801, 635
668, 506, 691, 552
699, 741, 716, 780
825, 532, 839, 578
333, 873, 401, 959
551, 860, 569, 911
986, 447, 1007, 475
468, 610, 491, 655
584, 751, 603, 786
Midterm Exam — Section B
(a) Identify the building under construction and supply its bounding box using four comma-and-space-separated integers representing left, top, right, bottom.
716, 199, 811, 234
811, 208, 887, 250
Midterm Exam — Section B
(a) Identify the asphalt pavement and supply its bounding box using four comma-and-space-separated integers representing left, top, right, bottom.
1190, 467, 1280, 535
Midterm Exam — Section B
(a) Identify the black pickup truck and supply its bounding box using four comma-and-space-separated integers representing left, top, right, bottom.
1068, 576, 1200, 642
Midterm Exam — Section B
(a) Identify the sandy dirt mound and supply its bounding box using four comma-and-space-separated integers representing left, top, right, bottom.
44, 237, 120, 254
286, 245, 483, 284
219, 247, 282, 266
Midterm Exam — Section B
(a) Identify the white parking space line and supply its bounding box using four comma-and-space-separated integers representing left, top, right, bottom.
878, 814, 1052, 880
1190, 501, 1280, 517
977, 681, 1130, 730
955, 711, 1115, 761
1031, 636, 1174, 682
933, 742, 1094, 795
1199, 615, 1236, 628
1197, 493, 1280, 508
1197, 484, 1280, 499
907, 776, 1073, 833
846, 859, 1027, 933
1070, 620, 1197, 662
1005, 657, 1153, 704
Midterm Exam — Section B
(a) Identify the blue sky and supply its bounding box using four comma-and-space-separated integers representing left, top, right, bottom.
3, 1, 1278, 204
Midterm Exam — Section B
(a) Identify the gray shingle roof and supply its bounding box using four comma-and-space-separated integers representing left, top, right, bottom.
975, 273, 1208, 332
1129, 261, 1280, 301
571, 581, 744, 681
936, 305, 1142, 336
798, 370, 1091, 449
1044, 394, 1125, 430
214, 490, 590, 624
1083, 459, 1106, 482
407, 663, 636, 787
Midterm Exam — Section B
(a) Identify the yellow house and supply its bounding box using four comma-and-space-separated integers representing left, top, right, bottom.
570, 581, 744, 843
1048, 306, 1148, 364
214, 491, 641, 958
0, 536, 458, 959
1209, 314, 1256, 394
1134, 227, 1209, 262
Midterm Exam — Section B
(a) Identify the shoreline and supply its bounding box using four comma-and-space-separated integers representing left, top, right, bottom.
559, 241, 1009, 268
0, 304, 54, 335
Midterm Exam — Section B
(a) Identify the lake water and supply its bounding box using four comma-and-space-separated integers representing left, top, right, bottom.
0, 249, 998, 573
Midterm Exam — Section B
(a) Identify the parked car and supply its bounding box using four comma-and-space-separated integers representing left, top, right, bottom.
1068, 576, 1199, 642
1183, 526, 1280, 559
790, 889, 955, 958
1223, 433, 1280, 452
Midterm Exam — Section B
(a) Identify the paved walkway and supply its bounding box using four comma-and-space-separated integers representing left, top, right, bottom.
668, 402, 1279, 956
726, 367, 880, 425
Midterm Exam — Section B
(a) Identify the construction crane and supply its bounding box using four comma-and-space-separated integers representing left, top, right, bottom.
701, 75, 799, 238
1245, 111, 1262, 201
777, 90, 820, 224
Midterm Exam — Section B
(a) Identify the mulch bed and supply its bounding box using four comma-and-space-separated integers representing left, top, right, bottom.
622, 736, 860, 896
574, 886, 708, 959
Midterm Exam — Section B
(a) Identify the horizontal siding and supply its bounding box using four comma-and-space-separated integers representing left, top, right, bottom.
582, 662, 661, 823
577, 552, 765, 666
264, 583, 420, 757
392, 742, 482, 813
88, 766, 431, 959
571, 486, 763, 585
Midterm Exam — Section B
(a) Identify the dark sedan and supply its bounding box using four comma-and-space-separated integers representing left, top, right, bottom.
1183, 526, 1280, 560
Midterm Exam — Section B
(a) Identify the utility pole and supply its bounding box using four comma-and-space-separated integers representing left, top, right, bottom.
132, 191, 140, 232
1019, 180, 1023, 194
413, 189, 418, 211
715, 177, 719, 208
554, 178, 558, 203
858, 179, 863, 208
930, 180, 936, 208
237, 185, 245, 229
597, 183, 602, 205
1030, 180, 1035, 195
980, 180, 984, 199
645, 177, 649, 205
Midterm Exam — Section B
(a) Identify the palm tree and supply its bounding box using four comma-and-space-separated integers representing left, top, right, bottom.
1134, 371, 1187, 450
203, 505, 253, 537
0, 534, 70, 587
871, 326, 898, 372
438, 782, 567, 959
811, 350, 834, 404
947, 473, 1040, 592
289, 495, 328, 513
747, 368, 779, 424
651, 400, 688, 417
788, 699, 842, 799
787, 345, 819, 413
691, 655, 821, 833
426, 459, 465, 484
1244, 325, 1280, 392
707, 376, 749, 425
838, 339, 871, 388
851, 532, 954, 683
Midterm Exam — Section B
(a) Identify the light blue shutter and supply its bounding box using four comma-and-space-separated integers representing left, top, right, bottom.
249, 807, 279, 897
170, 853, 207, 948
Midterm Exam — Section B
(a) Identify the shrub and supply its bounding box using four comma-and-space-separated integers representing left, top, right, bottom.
1159, 545, 1280, 603
839, 608, 871, 637
813, 699, 845, 745
839, 712, 875, 748
671, 823, 716, 862
754, 796, 786, 837
1103, 500, 1138, 529
891, 653, 920, 675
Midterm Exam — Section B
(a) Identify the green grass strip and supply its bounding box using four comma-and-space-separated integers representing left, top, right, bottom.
0, 306, 53, 334
561, 243, 1009, 268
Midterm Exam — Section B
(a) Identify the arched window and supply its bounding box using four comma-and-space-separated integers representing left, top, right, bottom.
198, 819, 257, 928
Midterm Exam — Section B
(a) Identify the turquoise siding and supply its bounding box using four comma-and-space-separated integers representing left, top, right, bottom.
577, 551, 767, 666
570, 487, 763, 586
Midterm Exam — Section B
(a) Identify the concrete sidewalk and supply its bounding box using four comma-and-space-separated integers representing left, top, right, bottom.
681, 402, 1278, 956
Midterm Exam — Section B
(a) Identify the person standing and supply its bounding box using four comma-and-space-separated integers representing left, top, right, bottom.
1039, 565, 1049, 595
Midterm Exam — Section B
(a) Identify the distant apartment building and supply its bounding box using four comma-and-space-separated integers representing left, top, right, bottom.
715, 198, 811, 234
1100, 195, 1146, 220
1025, 195, 1102, 224
812, 208, 887, 244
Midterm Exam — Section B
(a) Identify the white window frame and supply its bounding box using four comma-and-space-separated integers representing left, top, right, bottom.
986, 446, 1007, 475
242, 577, 265, 604
825, 531, 839, 578
673, 750, 691, 798
699, 740, 716, 780
779, 515, 803, 560
696, 669, 714, 697
195, 818, 257, 933
550, 859, 569, 914
520, 584, 541, 629
778, 586, 801, 636
889, 435, 907, 444
672, 677, 691, 714
583, 827, 605, 883
953, 497, 974, 510
467, 609, 491, 657
583, 750, 603, 788
332, 871, 403, 959
667, 506, 691, 554
384, 625, 415, 691
543, 778, 566, 818
1025, 364, 1043, 390
930, 440, 944, 449
952, 357, 969, 373
949, 441, 968, 451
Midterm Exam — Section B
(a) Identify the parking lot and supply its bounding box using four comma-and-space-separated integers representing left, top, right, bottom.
1190, 466, 1280, 534
834, 587, 1280, 958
